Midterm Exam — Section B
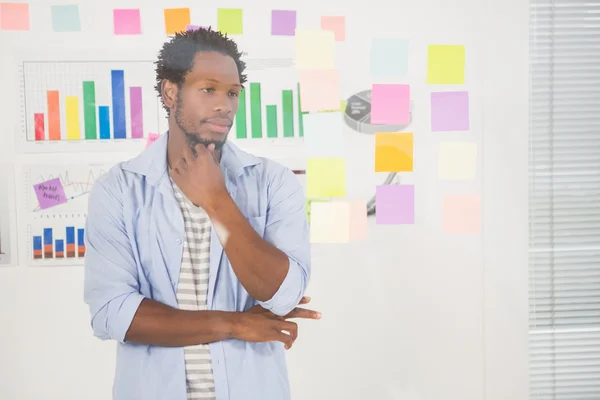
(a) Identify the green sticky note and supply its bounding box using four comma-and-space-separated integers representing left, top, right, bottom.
306, 158, 346, 198
51, 5, 81, 32
217, 8, 243, 34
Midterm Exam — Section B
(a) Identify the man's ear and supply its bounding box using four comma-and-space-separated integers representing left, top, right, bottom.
161, 80, 178, 110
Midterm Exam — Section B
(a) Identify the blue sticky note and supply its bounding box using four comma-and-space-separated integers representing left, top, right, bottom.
51, 5, 81, 32
303, 112, 345, 158
370, 38, 409, 78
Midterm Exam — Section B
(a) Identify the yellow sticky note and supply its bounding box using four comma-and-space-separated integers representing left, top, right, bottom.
375, 132, 413, 172
309, 202, 350, 243
442, 194, 480, 234
306, 158, 346, 198
295, 29, 335, 70
427, 45, 465, 84
438, 141, 477, 180
218, 8, 243, 34
305, 199, 330, 224
164, 8, 190, 35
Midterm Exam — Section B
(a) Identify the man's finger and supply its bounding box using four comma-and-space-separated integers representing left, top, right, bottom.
298, 296, 311, 305
286, 307, 321, 320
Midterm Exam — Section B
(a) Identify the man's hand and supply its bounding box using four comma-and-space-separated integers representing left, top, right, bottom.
234, 296, 321, 350
170, 143, 228, 212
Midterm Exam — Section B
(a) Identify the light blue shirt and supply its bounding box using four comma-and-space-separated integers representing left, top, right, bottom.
83, 133, 311, 400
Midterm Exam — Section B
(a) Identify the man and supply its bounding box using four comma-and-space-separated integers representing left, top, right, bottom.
83, 28, 319, 400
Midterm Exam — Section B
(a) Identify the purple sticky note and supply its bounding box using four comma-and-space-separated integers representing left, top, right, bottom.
34, 178, 67, 210
186, 24, 199, 30
431, 91, 470, 131
114, 9, 141, 35
271, 10, 296, 36
376, 185, 414, 224
371, 84, 410, 124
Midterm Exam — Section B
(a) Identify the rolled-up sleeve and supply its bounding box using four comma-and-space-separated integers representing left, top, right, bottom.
257, 166, 311, 316
83, 173, 144, 343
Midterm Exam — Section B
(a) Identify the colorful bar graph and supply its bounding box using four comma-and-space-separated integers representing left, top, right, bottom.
33, 236, 42, 259
250, 83, 262, 139
77, 228, 86, 257
55, 240, 65, 258
111, 70, 126, 139
66, 96, 80, 140
83, 81, 97, 140
297, 82, 305, 137
99, 106, 111, 139
266, 105, 278, 138
282, 90, 294, 138
43, 228, 53, 258
130, 86, 144, 139
66, 226, 75, 258
235, 88, 247, 139
34, 113, 45, 141
47, 90, 61, 141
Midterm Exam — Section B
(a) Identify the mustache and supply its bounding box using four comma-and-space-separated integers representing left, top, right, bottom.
200, 117, 233, 126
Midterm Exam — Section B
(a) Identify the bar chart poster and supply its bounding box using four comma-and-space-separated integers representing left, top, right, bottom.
19, 60, 165, 153
0, 164, 16, 266
26, 218, 87, 266
21, 163, 112, 217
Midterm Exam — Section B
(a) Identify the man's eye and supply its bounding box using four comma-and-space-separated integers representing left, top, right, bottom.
229, 92, 239, 97
201, 88, 215, 93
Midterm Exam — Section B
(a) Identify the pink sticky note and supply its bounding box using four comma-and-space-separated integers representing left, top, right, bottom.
320, 16, 345, 41
34, 178, 67, 210
299, 70, 340, 112
114, 9, 141, 35
146, 133, 160, 148
376, 185, 414, 225
0, 2, 30, 31
371, 84, 410, 125
349, 200, 368, 240
442, 194, 481, 234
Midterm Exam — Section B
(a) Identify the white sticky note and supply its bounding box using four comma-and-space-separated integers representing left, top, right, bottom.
295, 29, 335, 70
309, 201, 350, 243
303, 112, 344, 157
438, 142, 478, 180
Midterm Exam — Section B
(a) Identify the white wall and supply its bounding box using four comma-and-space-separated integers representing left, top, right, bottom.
0, 0, 529, 399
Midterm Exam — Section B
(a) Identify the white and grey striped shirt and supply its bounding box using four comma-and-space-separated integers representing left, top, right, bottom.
172, 181, 216, 400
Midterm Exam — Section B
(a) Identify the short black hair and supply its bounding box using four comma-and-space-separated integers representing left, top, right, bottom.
154, 27, 247, 113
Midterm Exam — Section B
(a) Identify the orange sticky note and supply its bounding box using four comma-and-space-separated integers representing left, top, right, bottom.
375, 132, 413, 172
298, 70, 341, 112
0, 2, 29, 31
320, 15, 345, 41
164, 8, 190, 35
442, 194, 481, 234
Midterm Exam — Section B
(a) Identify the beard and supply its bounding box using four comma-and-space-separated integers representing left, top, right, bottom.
174, 95, 228, 157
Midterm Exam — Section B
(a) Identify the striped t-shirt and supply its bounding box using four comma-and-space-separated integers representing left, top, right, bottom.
172, 181, 216, 400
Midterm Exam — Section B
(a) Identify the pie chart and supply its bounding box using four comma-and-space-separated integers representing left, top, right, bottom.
343, 89, 412, 134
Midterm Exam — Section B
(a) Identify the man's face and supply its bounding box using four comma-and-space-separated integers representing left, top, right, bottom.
171, 51, 242, 151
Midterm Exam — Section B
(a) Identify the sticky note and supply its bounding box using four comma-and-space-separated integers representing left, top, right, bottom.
306, 199, 330, 224
34, 178, 67, 210
295, 29, 335, 70
298, 70, 340, 112
349, 200, 368, 240
370, 38, 409, 78
320, 15, 345, 41
303, 112, 344, 157
0, 2, 29, 31
218, 8, 243, 35
427, 45, 465, 84
186, 24, 199, 31
431, 91, 469, 131
371, 84, 410, 125
271, 10, 296, 36
375, 132, 413, 172
376, 185, 414, 224
164, 8, 190, 35
51, 5, 80, 32
306, 158, 346, 198
438, 142, 477, 180
442, 194, 480, 234
113, 9, 141, 35
309, 202, 351, 243
146, 133, 161, 148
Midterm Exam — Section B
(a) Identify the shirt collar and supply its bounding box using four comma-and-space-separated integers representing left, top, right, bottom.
121, 131, 261, 187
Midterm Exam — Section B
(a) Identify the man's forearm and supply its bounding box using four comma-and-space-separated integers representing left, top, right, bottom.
206, 194, 289, 302
124, 298, 236, 346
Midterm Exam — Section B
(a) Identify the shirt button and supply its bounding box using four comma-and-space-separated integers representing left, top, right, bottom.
176, 238, 182, 245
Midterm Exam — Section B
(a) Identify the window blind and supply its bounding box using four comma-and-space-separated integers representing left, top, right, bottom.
529, 0, 600, 399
